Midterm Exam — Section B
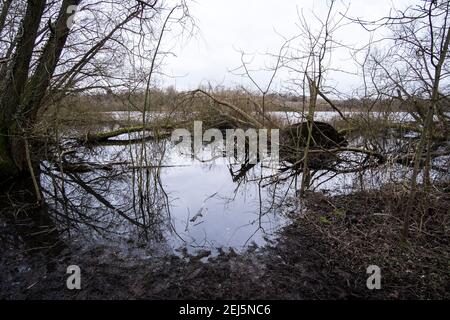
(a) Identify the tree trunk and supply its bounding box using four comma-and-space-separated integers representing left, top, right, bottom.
0, 132, 16, 177
22, 0, 81, 121
1, 1, 79, 178
300, 79, 318, 195
0, 0, 47, 177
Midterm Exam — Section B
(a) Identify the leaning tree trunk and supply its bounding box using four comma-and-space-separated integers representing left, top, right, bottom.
0, 0, 79, 180
0, 0, 47, 178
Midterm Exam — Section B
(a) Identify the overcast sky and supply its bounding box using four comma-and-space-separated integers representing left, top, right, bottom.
162, 0, 414, 95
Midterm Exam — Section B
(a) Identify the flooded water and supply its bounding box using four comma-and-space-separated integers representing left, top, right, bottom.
37, 111, 449, 258
106, 110, 427, 125
41, 139, 293, 256
270, 111, 420, 123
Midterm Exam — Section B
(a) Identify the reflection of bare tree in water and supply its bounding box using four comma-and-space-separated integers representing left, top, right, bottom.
225, 121, 424, 227
33, 117, 449, 251
129, 137, 176, 241
41, 138, 175, 245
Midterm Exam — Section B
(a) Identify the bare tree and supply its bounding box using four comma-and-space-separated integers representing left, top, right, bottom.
0, 0, 191, 198
352, 0, 450, 238
281, 0, 349, 194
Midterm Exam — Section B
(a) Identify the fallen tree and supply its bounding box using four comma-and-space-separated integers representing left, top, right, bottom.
77, 125, 173, 144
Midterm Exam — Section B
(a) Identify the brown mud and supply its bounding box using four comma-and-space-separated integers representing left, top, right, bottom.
1, 184, 448, 299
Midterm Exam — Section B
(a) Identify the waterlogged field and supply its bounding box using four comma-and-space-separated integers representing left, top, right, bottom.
38, 111, 440, 257
105, 110, 423, 124
2, 0, 449, 300
1, 110, 448, 300
41, 140, 288, 256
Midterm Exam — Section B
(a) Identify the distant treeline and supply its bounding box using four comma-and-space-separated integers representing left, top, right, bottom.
48, 87, 450, 117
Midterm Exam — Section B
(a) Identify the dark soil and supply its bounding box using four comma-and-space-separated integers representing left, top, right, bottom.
1, 184, 449, 299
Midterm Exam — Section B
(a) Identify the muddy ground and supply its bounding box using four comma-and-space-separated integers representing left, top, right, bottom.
1, 184, 449, 299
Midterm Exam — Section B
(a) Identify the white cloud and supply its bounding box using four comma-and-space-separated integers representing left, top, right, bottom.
162, 0, 415, 95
